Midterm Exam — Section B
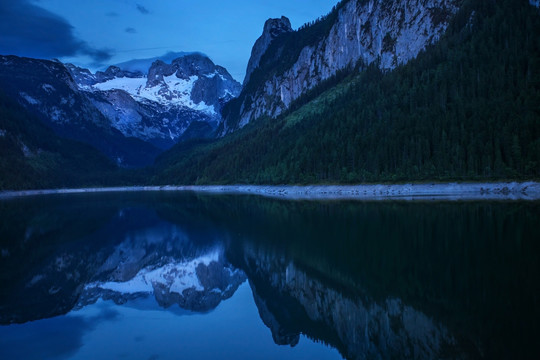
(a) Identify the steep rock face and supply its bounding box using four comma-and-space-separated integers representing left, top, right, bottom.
243, 16, 293, 86
86, 88, 213, 149
145, 54, 241, 109
225, 0, 460, 132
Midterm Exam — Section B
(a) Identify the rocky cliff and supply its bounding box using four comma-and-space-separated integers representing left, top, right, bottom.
243, 16, 293, 86
223, 0, 460, 132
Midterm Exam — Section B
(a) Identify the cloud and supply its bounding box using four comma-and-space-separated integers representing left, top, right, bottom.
0, 0, 113, 62
125, 27, 137, 34
136, 4, 150, 14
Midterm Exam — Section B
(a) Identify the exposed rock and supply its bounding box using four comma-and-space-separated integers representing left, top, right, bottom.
4, 53, 241, 156
226, 0, 460, 132
243, 16, 293, 86
95, 65, 143, 83
0, 55, 160, 167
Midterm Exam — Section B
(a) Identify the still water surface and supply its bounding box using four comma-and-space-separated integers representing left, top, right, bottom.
0, 192, 539, 359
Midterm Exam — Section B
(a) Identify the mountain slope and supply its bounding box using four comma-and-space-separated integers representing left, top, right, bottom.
0, 91, 121, 190
0, 56, 161, 167
154, 0, 540, 184
0, 53, 241, 169
222, 0, 460, 133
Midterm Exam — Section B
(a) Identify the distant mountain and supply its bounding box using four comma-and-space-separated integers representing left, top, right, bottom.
112, 52, 205, 75
66, 53, 241, 150
0, 53, 241, 169
0, 55, 160, 168
155, 0, 540, 184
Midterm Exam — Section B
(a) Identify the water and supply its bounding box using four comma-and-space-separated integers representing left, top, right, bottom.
0, 192, 539, 359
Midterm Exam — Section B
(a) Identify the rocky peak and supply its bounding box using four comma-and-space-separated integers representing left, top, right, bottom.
265, 16, 293, 38
146, 60, 176, 87
95, 65, 143, 83
243, 16, 293, 86
227, 0, 460, 132
145, 54, 241, 109
171, 53, 217, 79
146, 54, 223, 86
65, 63, 96, 87
62, 53, 241, 148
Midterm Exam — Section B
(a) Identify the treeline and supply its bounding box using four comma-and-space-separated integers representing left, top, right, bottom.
155, 0, 540, 185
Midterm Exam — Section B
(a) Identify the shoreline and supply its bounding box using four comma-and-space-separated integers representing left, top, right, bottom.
1, 182, 540, 201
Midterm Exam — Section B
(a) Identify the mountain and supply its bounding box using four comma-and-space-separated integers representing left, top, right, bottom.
154, 0, 540, 184
0, 55, 161, 167
222, 0, 460, 133
67, 53, 241, 149
0, 91, 120, 190
0, 53, 241, 171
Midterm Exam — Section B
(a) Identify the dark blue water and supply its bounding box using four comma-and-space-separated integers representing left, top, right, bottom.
0, 192, 539, 359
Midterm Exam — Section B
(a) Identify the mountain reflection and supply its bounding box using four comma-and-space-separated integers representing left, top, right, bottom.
1, 192, 539, 359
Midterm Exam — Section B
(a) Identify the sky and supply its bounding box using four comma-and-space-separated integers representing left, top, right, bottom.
0, 0, 338, 81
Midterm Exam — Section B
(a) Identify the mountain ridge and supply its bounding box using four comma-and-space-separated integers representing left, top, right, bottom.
0, 53, 241, 170
155, 0, 540, 184
223, 0, 460, 133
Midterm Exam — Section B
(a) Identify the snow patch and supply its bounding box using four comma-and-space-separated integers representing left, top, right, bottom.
94, 77, 146, 96
92, 75, 216, 115
19, 92, 40, 105
42, 84, 56, 93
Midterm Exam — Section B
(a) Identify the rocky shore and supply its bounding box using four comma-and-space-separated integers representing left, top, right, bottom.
1, 182, 539, 201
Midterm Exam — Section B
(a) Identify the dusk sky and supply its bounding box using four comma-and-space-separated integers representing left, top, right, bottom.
0, 0, 338, 81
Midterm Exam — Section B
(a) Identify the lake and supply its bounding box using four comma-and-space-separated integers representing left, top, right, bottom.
0, 192, 539, 359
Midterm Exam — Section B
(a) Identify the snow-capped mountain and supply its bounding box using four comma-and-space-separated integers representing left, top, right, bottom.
67, 53, 241, 149
0, 53, 241, 166
0, 55, 161, 167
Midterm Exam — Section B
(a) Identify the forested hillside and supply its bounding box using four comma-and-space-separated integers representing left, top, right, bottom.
154, 0, 540, 185
0, 92, 134, 190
